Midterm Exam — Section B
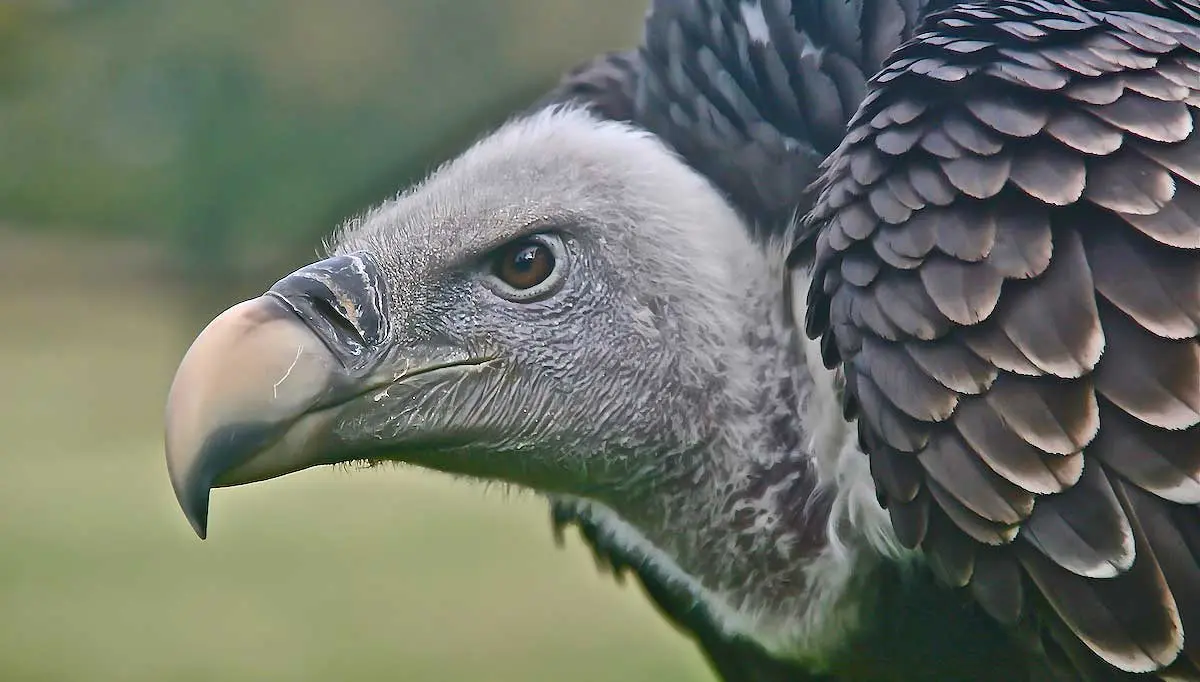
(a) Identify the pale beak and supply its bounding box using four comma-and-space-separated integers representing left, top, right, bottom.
164, 253, 390, 538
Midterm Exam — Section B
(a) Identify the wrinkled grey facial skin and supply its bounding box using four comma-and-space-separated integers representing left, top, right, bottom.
328, 231, 697, 496
324, 106, 767, 505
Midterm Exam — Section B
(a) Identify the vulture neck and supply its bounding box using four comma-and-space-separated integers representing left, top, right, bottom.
565, 256, 905, 659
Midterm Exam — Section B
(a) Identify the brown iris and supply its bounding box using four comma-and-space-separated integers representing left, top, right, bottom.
493, 239, 555, 290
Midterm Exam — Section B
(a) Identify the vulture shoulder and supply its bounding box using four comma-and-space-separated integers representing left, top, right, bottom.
805, 1, 1200, 680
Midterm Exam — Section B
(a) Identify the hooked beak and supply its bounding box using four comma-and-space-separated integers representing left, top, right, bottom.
164, 253, 391, 539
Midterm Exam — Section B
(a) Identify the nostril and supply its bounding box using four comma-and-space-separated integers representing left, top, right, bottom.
307, 294, 369, 348
265, 252, 389, 369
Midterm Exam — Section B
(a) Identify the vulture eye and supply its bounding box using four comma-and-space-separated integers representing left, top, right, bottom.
485, 233, 568, 301
497, 241, 553, 288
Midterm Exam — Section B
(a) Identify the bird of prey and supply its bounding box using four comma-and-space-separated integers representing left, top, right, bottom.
163, 1, 1200, 680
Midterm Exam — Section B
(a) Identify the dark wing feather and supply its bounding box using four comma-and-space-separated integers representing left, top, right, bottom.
804, 2, 1200, 679
635, 0, 938, 239
534, 50, 641, 123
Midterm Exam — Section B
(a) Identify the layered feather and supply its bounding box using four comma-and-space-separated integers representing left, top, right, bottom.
805, 2, 1200, 679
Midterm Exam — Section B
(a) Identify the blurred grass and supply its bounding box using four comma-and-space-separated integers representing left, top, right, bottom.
0, 231, 715, 682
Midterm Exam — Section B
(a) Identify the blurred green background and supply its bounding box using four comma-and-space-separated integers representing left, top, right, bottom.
0, 1, 717, 680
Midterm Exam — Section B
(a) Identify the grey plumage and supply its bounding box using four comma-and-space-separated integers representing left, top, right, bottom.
161, 1, 1200, 681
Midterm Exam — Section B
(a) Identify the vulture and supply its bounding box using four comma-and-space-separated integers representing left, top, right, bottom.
163, 0, 1200, 680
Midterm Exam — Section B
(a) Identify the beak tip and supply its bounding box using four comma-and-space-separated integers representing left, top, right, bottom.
183, 498, 210, 540
187, 504, 209, 540
170, 465, 212, 540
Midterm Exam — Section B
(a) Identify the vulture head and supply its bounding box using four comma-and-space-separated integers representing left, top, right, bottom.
168, 105, 798, 536
166, 104, 855, 641
165, 1, 1200, 680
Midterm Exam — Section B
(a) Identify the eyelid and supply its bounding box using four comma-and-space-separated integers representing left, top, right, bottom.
481, 232, 570, 302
